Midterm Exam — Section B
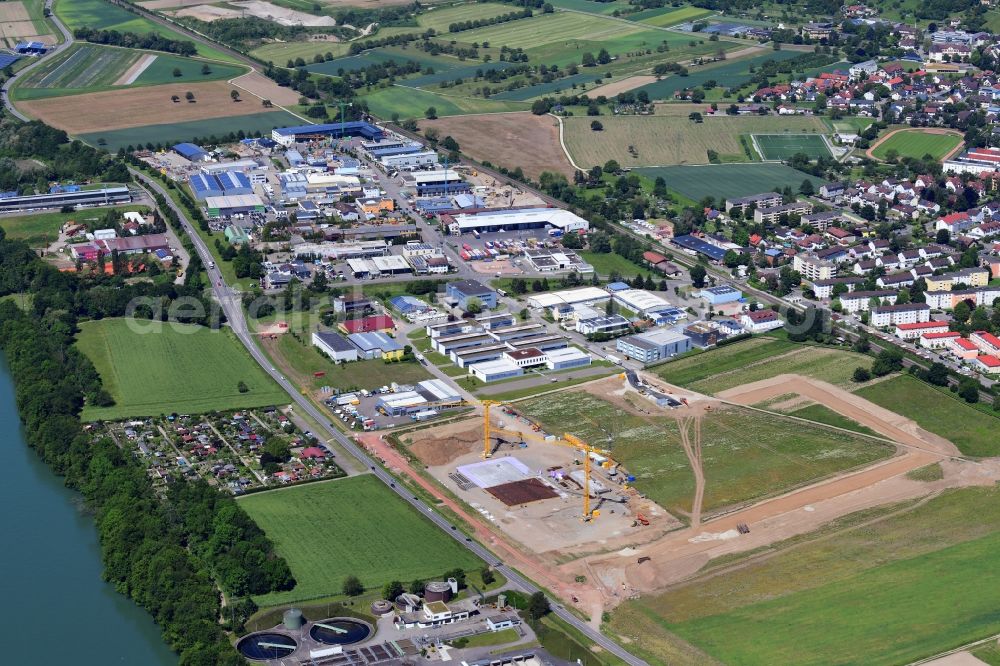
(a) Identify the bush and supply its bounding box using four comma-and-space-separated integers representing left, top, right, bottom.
852, 367, 871, 383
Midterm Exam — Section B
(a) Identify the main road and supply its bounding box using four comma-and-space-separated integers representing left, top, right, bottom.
130, 169, 650, 666
0, 0, 73, 122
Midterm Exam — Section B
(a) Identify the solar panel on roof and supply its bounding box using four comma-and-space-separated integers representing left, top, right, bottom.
0, 53, 20, 69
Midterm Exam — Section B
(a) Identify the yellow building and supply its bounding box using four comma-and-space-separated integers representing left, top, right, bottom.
924, 275, 953, 292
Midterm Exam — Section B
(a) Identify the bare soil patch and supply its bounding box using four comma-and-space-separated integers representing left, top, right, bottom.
407, 422, 480, 466
114, 53, 157, 86
421, 112, 574, 180
172, 5, 240, 21
17, 81, 270, 134
587, 75, 656, 98
231, 70, 302, 106
0, 3, 30, 21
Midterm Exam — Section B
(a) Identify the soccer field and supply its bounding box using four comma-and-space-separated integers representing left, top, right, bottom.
76, 318, 288, 420
754, 133, 832, 160
239, 476, 482, 607
869, 129, 963, 161
636, 163, 821, 202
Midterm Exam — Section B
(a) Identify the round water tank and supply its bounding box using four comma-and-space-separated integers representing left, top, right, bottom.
283, 608, 305, 630
371, 599, 393, 616
424, 581, 453, 603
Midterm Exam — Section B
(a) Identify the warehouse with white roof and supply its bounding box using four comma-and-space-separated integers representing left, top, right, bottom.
527, 286, 610, 310
447, 207, 589, 235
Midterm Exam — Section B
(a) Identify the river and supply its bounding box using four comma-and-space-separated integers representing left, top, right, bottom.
0, 359, 177, 664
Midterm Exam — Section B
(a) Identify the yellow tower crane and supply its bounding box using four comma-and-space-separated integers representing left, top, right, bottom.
547, 433, 614, 521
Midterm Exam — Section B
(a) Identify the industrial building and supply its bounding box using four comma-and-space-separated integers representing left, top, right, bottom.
446, 207, 589, 235
0, 186, 131, 212
173, 143, 212, 162
293, 240, 388, 260
522, 247, 594, 274
698, 285, 743, 305
375, 379, 463, 416
616, 329, 691, 364
347, 331, 404, 360
312, 331, 358, 362
469, 359, 524, 382
526, 286, 610, 311
189, 171, 253, 200
612, 289, 675, 317
380, 150, 438, 170
446, 279, 497, 310
204, 194, 265, 217
544, 346, 592, 370
271, 121, 383, 146
671, 234, 727, 262
576, 314, 631, 336
410, 169, 469, 197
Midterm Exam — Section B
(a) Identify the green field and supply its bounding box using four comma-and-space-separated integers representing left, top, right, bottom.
239, 476, 482, 606
565, 112, 828, 167
363, 85, 527, 120
77, 110, 303, 150
754, 133, 832, 160
520, 390, 890, 518
630, 5, 714, 27
417, 2, 517, 32
579, 250, 651, 278
870, 129, 963, 161
547, 0, 630, 15
76, 319, 288, 420
250, 39, 351, 64
786, 403, 879, 437
636, 163, 821, 202
609, 487, 1000, 666
55, 0, 238, 61
13, 43, 245, 100
856, 375, 1000, 457
657, 340, 870, 394
634, 50, 801, 100
0, 204, 148, 246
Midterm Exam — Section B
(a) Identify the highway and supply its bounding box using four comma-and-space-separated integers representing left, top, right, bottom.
131, 169, 650, 666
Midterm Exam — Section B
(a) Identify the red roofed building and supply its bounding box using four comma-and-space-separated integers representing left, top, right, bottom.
919, 331, 961, 349
299, 446, 328, 460
949, 337, 979, 360
894, 320, 950, 340
971, 330, 1000, 355
338, 315, 396, 334
973, 354, 1000, 374
643, 251, 667, 265
935, 211, 973, 233
740, 309, 783, 333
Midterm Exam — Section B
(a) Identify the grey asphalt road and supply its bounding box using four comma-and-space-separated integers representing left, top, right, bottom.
131, 169, 650, 666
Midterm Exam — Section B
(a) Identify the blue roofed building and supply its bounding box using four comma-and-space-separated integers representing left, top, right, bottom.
390, 295, 432, 315
285, 149, 305, 167
14, 41, 46, 55
216, 170, 253, 195
672, 234, 727, 262
697, 285, 743, 305
189, 173, 223, 200
173, 143, 212, 162
347, 331, 404, 360
605, 281, 631, 293
271, 121, 383, 146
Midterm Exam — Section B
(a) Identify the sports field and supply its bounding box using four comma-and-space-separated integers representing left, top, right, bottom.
564, 111, 827, 167
519, 389, 890, 518
754, 133, 832, 160
869, 128, 963, 161
76, 319, 288, 420
634, 50, 801, 100
0, 204, 148, 246
636, 163, 821, 202
13, 43, 246, 100
856, 375, 1000, 457
609, 487, 1000, 665
239, 476, 482, 607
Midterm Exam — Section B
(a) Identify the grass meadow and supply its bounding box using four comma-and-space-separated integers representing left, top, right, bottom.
635, 163, 821, 201
0, 204, 148, 246
870, 128, 963, 161
608, 487, 1000, 665
239, 476, 482, 606
76, 319, 288, 420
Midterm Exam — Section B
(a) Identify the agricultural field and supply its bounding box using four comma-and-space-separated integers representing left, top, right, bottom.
0, 204, 149, 247
12, 42, 246, 100
546, 0, 630, 15
420, 112, 573, 180
754, 133, 832, 161
250, 38, 350, 64
78, 109, 301, 150
55, 0, 236, 61
362, 85, 526, 120
76, 319, 288, 420
416, 2, 515, 32
519, 390, 890, 519
634, 49, 801, 100
0, 0, 54, 48
491, 71, 605, 101
636, 163, 821, 202
869, 128, 963, 161
306, 47, 451, 77
629, 5, 713, 27
564, 111, 828, 167
19, 79, 295, 136
856, 375, 1000, 457
608, 487, 1000, 666
239, 476, 482, 607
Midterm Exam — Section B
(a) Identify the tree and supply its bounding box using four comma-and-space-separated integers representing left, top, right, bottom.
590, 120, 603, 131
689, 264, 707, 288
935, 228, 951, 245
172, 67, 182, 77
582, 52, 596, 67
688, 112, 703, 123
853, 367, 871, 383
597, 48, 611, 64
230, 89, 241, 102
261, 98, 272, 108
465, 297, 482, 314
480, 566, 495, 585
924, 362, 949, 386
383, 580, 404, 601
425, 106, 438, 119
201, 64, 211, 75
409, 579, 425, 595
959, 378, 980, 403
185, 91, 195, 102
799, 179, 814, 195
342, 575, 364, 596
603, 159, 620, 174
871, 348, 904, 377
589, 231, 611, 253
953, 300, 972, 324
237, 381, 248, 393
441, 135, 460, 152
561, 232, 583, 249
527, 592, 550, 620
653, 176, 667, 197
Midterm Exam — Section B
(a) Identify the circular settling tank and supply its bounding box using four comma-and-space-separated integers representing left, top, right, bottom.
309, 618, 373, 646
237, 632, 297, 661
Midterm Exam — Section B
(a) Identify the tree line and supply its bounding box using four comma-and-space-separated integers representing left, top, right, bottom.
73, 27, 197, 56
